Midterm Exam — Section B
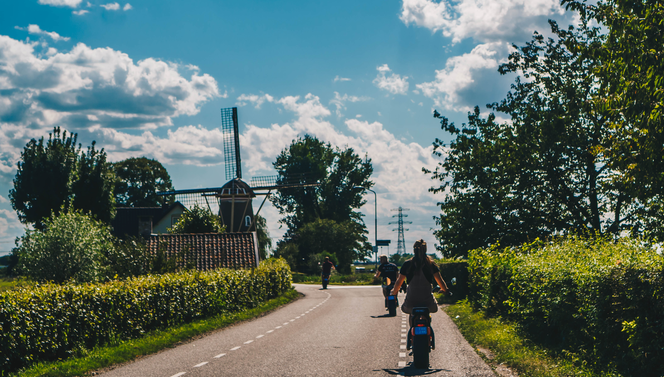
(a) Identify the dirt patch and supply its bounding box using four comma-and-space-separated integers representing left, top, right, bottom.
476, 346, 519, 377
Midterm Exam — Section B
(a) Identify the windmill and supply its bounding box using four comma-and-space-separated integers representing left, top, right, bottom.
159, 107, 320, 233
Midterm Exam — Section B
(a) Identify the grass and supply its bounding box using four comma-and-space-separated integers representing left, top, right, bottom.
444, 300, 622, 377
10, 289, 301, 377
292, 272, 381, 285
0, 276, 32, 292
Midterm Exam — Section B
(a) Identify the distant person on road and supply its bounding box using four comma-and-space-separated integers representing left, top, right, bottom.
321, 256, 335, 288
375, 254, 399, 309
390, 239, 450, 315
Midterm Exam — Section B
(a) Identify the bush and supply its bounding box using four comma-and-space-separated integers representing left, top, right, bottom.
468, 236, 664, 376
0, 258, 291, 374
168, 205, 224, 233
436, 259, 469, 300
14, 210, 115, 283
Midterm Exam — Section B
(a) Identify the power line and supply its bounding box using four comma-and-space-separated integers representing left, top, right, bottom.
389, 207, 411, 255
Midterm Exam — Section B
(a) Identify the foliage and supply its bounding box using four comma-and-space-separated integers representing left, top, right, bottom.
105, 237, 153, 279
112, 157, 174, 207
254, 214, 272, 260
562, 0, 664, 241
467, 236, 664, 376
0, 258, 292, 374
271, 134, 373, 237
389, 253, 412, 266
168, 205, 225, 234
291, 271, 380, 285
435, 259, 469, 301
9, 127, 115, 229
13, 210, 116, 283
427, 17, 634, 258
287, 218, 370, 274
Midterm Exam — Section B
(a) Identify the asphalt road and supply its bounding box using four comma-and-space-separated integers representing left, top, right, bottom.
100, 284, 496, 377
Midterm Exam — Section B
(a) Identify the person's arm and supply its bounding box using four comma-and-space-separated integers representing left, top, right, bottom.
374, 270, 381, 279
390, 274, 406, 296
433, 272, 450, 294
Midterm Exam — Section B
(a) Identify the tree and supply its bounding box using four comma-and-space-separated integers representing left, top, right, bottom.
168, 205, 225, 233
270, 135, 374, 236
563, 0, 664, 239
428, 18, 634, 257
14, 209, 116, 283
9, 127, 115, 229
270, 135, 373, 272
255, 215, 272, 260
113, 157, 174, 207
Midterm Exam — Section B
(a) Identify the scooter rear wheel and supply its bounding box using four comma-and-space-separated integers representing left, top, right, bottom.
412, 335, 430, 369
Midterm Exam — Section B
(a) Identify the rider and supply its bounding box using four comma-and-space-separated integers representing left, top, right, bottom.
321, 256, 335, 288
374, 254, 399, 309
390, 239, 450, 317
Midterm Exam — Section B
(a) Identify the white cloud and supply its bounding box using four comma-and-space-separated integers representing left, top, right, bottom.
38, 0, 83, 7
73, 9, 89, 15
123, 3, 132, 11
329, 91, 371, 117
0, 195, 7, 204
101, 2, 120, 10
400, 0, 566, 44
15, 25, 70, 42
417, 42, 510, 111
0, 34, 219, 180
0, 209, 23, 244
334, 75, 351, 82
373, 64, 409, 95
236, 93, 274, 109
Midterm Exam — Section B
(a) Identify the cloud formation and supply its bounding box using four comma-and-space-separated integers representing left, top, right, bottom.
101, 2, 120, 11
38, 0, 83, 8
329, 91, 371, 117
373, 64, 409, 95
334, 75, 351, 82
14, 25, 70, 42
400, 0, 565, 43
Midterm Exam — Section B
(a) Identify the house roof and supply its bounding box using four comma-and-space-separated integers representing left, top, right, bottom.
145, 232, 258, 270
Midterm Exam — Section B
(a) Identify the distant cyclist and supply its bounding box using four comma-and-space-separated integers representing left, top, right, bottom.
375, 254, 399, 309
321, 257, 335, 289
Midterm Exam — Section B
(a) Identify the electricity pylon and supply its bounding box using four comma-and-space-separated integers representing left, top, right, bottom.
389, 207, 411, 255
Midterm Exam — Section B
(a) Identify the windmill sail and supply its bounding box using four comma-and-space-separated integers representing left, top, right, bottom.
221, 107, 241, 180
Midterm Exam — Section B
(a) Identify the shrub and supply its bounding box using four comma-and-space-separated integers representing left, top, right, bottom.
14, 210, 115, 283
168, 205, 224, 233
0, 258, 291, 374
468, 236, 664, 376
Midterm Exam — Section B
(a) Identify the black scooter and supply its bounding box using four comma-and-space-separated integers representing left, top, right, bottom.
407, 307, 435, 368
322, 275, 329, 289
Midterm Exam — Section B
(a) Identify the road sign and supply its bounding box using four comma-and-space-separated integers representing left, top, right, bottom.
376, 239, 391, 246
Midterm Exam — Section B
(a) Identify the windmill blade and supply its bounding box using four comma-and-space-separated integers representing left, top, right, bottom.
221, 107, 242, 180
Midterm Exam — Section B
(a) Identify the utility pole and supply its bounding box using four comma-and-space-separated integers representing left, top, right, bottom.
389, 207, 410, 255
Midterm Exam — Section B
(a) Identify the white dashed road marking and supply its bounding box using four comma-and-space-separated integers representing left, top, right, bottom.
230, 346, 241, 351
170, 373, 186, 377
194, 362, 208, 368
214, 353, 226, 358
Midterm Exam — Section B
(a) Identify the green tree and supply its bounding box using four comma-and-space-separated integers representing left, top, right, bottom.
9, 127, 115, 229
428, 18, 633, 257
14, 209, 116, 283
113, 157, 174, 207
168, 205, 225, 233
255, 214, 272, 260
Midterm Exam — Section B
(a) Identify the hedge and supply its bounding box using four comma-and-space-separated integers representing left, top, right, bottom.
467, 237, 664, 376
0, 258, 291, 375
436, 259, 469, 300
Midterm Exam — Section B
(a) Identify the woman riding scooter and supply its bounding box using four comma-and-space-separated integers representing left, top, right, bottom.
390, 240, 450, 320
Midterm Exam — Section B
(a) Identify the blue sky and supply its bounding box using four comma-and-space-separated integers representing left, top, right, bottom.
0, 0, 580, 255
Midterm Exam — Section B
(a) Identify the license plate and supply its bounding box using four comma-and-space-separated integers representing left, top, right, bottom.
388, 295, 395, 300
414, 326, 428, 335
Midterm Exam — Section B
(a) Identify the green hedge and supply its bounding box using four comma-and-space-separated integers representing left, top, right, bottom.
0, 258, 291, 375
467, 237, 664, 376
436, 259, 469, 300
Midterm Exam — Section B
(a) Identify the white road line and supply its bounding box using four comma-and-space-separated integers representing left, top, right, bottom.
401, 339, 407, 343
402, 324, 407, 328
171, 373, 186, 377
398, 361, 407, 367
214, 353, 226, 358
275, 326, 282, 329
296, 316, 301, 318
290, 319, 295, 322
401, 333, 407, 337
230, 346, 241, 351
194, 362, 208, 368
244, 340, 254, 344
399, 352, 406, 357
256, 334, 264, 338
266, 330, 274, 333
400, 345, 407, 350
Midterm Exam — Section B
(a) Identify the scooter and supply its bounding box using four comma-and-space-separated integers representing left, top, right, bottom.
383, 277, 398, 316
322, 275, 329, 289
407, 307, 435, 369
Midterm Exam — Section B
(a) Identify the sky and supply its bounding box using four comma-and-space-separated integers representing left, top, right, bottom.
0, 0, 581, 256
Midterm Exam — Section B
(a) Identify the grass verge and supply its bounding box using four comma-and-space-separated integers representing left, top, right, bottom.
444, 300, 622, 377
11, 289, 301, 377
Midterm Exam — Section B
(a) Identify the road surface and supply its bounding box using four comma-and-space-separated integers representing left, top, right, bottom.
100, 284, 495, 376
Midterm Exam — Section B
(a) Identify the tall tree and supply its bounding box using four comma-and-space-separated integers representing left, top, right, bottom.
271, 135, 373, 272
255, 215, 272, 260
10, 127, 115, 229
428, 19, 634, 257
112, 157, 174, 207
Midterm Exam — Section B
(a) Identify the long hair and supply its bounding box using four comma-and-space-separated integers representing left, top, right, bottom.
409, 239, 432, 274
